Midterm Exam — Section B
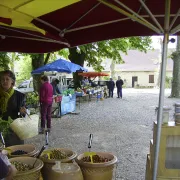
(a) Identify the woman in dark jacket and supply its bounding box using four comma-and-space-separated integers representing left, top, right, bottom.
0, 70, 26, 146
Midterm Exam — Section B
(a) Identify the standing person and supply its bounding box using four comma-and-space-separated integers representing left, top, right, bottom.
81, 77, 89, 86
0, 70, 26, 146
116, 76, 124, 98
108, 78, 115, 98
51, 78, 61, 95
39, 75, 53, 133
88, 77, 98, 87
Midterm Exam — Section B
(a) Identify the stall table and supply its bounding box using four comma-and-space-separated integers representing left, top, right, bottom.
52, 94, 76, 117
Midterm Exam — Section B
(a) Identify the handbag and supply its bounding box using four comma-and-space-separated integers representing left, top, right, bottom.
10, 114, 39, 140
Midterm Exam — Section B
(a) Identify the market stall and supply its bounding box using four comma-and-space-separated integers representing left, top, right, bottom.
76, 72, 109, 107
32, 58, 87, 117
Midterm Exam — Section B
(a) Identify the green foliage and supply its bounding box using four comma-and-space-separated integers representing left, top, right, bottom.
103, 76, 110, 81
15, 55, 32, 85
62, 89, 75, 96
58, 49, 69, 59
128, 37, 153, 52
0, 52, 11, 70
0, 117, 13, 138
25, 92, 39, 107
78, 36, 152, 71
166, 76, 172, 88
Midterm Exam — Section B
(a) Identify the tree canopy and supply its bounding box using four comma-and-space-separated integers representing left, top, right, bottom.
68, 36, 152, 71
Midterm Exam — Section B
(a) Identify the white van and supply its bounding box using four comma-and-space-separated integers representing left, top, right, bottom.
16, 78, 34, 93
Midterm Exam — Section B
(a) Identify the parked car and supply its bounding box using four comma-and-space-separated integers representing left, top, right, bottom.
16, 78, 34, 93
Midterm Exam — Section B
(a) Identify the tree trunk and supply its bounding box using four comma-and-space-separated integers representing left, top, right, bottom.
31, 54, 44, 92
68, 47, 85, 89
171, 36, 180, 97
10, 53, 15, 73
110, 60, 116, 80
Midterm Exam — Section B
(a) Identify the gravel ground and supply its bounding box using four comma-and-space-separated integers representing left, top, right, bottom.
26, 88, 180, 180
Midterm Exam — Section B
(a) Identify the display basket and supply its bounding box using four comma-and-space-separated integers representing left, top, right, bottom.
10, 114, 39, 140
54, 95, 62, 103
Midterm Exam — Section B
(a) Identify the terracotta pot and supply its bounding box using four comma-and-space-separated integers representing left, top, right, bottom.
76, 152, 118, 180
40, 148, 77, 180
9, 156, 44, 180
6, 144, 38, 158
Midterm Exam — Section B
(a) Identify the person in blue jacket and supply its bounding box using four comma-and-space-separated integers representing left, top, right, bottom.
107, 78, 115, 98
51, 78, 61, 95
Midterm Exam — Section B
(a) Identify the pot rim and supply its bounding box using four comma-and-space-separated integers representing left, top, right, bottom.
76, 152, 118, 167
40, 148, 77, 163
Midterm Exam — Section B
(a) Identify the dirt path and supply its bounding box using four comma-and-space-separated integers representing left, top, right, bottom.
26, 88, 179, 180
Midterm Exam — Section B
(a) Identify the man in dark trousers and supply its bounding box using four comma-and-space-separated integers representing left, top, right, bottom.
108, 78, 115, 98
116, 76, 124, 98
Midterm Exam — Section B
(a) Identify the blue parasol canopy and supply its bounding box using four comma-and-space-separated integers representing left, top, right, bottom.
31, 58, 87, 74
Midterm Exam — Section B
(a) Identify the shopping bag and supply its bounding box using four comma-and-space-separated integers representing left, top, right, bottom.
10, 114, 39, 140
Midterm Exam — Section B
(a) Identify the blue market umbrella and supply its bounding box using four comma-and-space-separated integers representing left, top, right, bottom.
31, 59, 87, 74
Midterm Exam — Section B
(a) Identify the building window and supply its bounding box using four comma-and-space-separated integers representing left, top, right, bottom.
149, 75, 154, 83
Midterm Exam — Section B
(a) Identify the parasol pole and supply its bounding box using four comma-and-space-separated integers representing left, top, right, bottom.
153, 0, 170, 179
